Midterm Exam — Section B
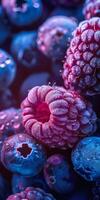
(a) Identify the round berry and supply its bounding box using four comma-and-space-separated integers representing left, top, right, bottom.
7, 187, 56, 200
45, 0, 83, 7
1, 133, 46, 176
20, 72, 50, 101
72, 136, 100, 181
0, 49, 16, 90
2, 0, 43, 27
44, 154, 76, 193
37, 16, 77, 62
11, 31, 47, 69
63, 17, 100, 96
83, 0, 100, 19
0, 6, 10, 45
21, 85, 97, 149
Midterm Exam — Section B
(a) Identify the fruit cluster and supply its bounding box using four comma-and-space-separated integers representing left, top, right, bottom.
0, 0, 100, 200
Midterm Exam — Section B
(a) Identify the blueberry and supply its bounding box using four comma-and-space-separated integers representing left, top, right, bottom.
2, 0, 43, 27
20, 72, 50, 100
72, 137, 100, 181
0, 49, 16, 90
44, 154, 76, 193
12, 174, 34, 193
1, 133, 46, 176
0, 173, 9, 200
37, 16, 77, 62
11, 31, 48, 69
0, 6, 10, 45
0, 89, 15, 110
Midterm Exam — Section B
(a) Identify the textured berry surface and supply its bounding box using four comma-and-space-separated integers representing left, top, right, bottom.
11, 31, 47, 69
7, 187, 56, 200
37, 16, 77, 62
2, 0, 43, 26
0, 49, 16, 90
1, 133, 46, 176
63, 17, 100, 96
83, 0, 100, 19
21, 85, 97, 149
44, 154, 76, 193
72, 136, 100, 181
46, 0, 83, 7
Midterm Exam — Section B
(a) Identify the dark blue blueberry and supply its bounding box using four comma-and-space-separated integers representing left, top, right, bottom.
37, 16, 77, 62
0, 49, 16, 91
2, 0, 43, 27
0, 173, 9, 200
1, 133, 46, 176
11, 31, 48, 69
0, 89, 15, 111
92, 181, 100, 200
20, 72, 50, 100
12, 173, 50, 193
67, 189, 90, 200
0, 6, 10, 45
72, 137, 100, 181
44, 154, 76, 193
12, 174, 34, 193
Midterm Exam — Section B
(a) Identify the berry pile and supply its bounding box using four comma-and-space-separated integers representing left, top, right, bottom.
0, 1, 100, 200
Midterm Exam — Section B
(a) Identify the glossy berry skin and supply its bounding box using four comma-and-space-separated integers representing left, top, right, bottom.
7, 187, 56, 200
0, 174, 9, 200
21, 85, 97, 149
20, 72, 50, 101
2, 0, 43, 27
1, 133, 46, 176
11, 31, 47, 69
46, 0, 83, 7
83, 0, 100, 19
0, 6, 10, 45
0, 49, 16, 91
44, 154, 76, 193
72, 137, 100, 181
37, 16, 77, 62
12, 173, 49, 193
63, 17, 100, 96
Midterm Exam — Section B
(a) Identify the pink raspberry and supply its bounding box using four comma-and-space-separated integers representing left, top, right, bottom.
7, 187, 56, 200
21, 85, 97, 149
83, 0, 100, 19
63, 17, 100, 96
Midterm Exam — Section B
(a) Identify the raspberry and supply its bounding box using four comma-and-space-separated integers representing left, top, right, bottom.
63, 17, 100, 96
83, 0, 100, 20
37, 16, 77, 62
21, 85, 97, 149
1, 133, 46, 176
44, 154, 76, 193
7, 187, 56, 200
71, 136, 100, 181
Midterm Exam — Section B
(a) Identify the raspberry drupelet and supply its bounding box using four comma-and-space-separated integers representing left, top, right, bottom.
7, 187, 56, 200
63, 17, 100, 96
21, 85, 97, 149
1, 133, 46, 176
83, 0, 100, 20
